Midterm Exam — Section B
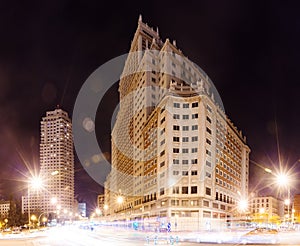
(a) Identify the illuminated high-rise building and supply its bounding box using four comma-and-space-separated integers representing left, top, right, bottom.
22, 108, 74, 216
39, 108, 74, 213
105, 16, 250, 230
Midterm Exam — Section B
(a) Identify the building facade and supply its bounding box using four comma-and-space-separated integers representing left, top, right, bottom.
22, 108, 75, 216
249, 196, 284, 224
293, 194, 300, 223
105, 16, 250, 230
0, 200, 10, 217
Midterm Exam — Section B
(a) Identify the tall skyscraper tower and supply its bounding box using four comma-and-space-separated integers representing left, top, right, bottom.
105, 16, 250, 230
39, 108, 74, 214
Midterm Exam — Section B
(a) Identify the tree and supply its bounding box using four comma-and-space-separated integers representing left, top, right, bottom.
7, 196, 24, 227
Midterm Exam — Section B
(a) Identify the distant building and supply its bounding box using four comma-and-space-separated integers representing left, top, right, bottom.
249, 196, 284, 223
0, 200, 10, 217
78, 203, 87, 218
22, 108, 75, 215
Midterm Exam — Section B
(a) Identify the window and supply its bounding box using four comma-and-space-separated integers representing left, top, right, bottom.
173, 148, 179, 153
182, 160, 189, 165
206, 139, 211, 145
192, 125, 198, 130
173, 159, 179, 164
172, 187, 179, 194
160, 188, 165, 195
182, 148, 189, 153
182, 137, 189, 142
191, 148, 198, 153
173, 171, 179, 175
160, 161, 165, 167
183, 115, 189, 120
173, 125, 180, 130
206, 116, 211, 123
173, 114, 180, 119
191, 186, 197, 194
203, 200, 209, 207
183, 103, 189, 108
183, 126, 189, 131
160, 150, 165, 156
173, 103, 180, 108
206, 127, 212, 134
192, 136, 198, 142
206, 161, 211, 167
192, 113, 198, 119
173, 137, 179, 142
160, 139, 165, 145
191, 200, 198, 206
206, 149, 211, 156
191, 159, 198, 164
206, 172, 211, 178
182, 187, 188, 194
192, 102, 198, 108
182, 171, 188, 176
205, 187, 211, 196
191, 170, 198, 176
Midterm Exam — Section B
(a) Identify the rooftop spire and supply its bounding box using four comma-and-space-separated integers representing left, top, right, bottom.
138, 14, 142, 22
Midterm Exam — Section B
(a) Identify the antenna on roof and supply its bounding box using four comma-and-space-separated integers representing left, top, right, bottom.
138, 14, 142, 22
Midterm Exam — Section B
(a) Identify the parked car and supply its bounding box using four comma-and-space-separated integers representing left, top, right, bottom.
11, 227, 21, 234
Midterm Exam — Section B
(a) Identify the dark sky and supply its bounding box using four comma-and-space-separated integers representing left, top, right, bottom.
0, 0, 300, 213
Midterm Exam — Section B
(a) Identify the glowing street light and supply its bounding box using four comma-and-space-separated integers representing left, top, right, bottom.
117, 196, 124, 204
238, 199, 248, 212
276, 173, 289, 187
95, 208, 102, 216
30, 177, 44, 190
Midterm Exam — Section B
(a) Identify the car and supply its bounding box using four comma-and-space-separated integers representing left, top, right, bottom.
11, 227, 21, 234
240, 227, 279, 244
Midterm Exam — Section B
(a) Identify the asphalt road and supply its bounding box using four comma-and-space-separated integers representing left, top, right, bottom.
1, 226, 300, 246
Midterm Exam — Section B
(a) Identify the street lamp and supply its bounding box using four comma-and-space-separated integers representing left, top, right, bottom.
275, 172, 291, 223
28, 176, 43, 230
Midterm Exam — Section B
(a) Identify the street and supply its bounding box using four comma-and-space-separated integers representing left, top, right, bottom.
1, 225, 300, 246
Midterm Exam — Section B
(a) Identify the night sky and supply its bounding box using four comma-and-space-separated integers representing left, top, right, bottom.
0, 0, 300, 214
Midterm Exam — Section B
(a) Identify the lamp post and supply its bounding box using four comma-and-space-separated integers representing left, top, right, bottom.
104, 204, 108, 217
276, 172, 291, 224
28, 176, 43, 230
